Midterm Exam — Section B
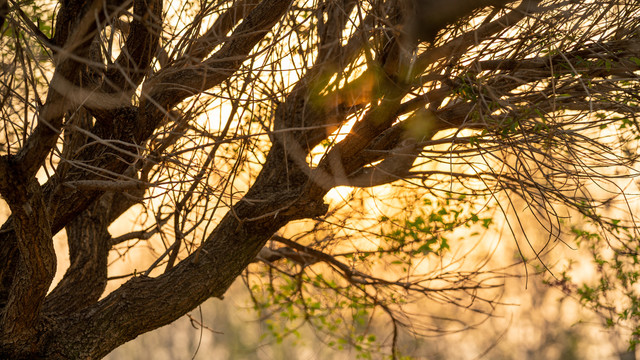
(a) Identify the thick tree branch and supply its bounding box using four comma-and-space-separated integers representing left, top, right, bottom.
0, 0, 7, 31
99, 0, 163, 95
405, 0, 511, 43
13, 0, 133, 179
184, 0, 259, 62
316, 0, 358, 62
341, 139, 419, 188
413, 0, 542, 75
305, 0, 545, 194
0, 164, 54, 354
43, 194, 113, 315
49, 184, 328, 358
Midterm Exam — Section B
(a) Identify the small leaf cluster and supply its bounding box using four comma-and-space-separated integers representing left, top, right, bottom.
563, 219, 640, 351
379, 196, 493, 260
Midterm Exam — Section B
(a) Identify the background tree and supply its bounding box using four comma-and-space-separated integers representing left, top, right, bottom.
1, 0, 639, 358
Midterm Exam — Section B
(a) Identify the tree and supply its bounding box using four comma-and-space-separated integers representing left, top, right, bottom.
1, 0, 639, 357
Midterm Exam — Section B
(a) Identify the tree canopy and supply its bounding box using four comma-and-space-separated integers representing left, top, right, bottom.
1, 0, 640, 358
